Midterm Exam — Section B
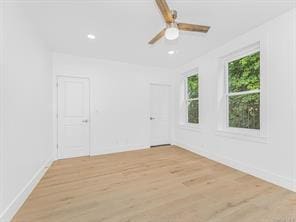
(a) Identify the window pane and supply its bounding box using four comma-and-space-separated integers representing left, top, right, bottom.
188, 100, 199, 124
229, 93, 260, 129
187, 75, 199, 99
228, 52, 260, 93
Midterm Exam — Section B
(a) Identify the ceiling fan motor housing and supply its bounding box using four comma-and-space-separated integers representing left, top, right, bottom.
171, 10, 177, 20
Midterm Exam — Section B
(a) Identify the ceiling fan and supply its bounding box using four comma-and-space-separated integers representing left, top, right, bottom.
149, 0, 210, 44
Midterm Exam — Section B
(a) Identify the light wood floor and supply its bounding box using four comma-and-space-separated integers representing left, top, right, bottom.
13, 146, 296, 222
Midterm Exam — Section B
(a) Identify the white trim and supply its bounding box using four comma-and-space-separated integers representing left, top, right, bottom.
223, 42, 260, 64
54, 74, 97, 157
215, 129, 268, 144
92, 144, 149, 156
174, 141, 295, 192
225, 48, 260, 130
178, 123, 203, 133
0, 153, 55, 222
181, 67, 199, 78
182, 70, 200, 126
218, 41, 268, 140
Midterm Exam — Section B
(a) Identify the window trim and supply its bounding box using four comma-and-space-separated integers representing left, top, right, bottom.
185, 75, 199, 124
225, 48, 260, 132
180, 68, 200, 128
217, 42, 267, 140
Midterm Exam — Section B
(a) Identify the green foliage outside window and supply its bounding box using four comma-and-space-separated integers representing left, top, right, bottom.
187, 75, 199, 124
228, 52, 260, 129
188, 100, 199, 124
187, 75, 199, 98
229, 93, 260, 129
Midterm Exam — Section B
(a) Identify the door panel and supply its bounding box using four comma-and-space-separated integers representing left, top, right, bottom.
57, 77, 90, 159
150, 84, 170, 146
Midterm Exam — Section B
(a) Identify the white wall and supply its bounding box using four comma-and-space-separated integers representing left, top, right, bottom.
0, 5, 53, 221
0, 1, 5, 217
0, 6, 295, 222
53, 53, 172, 156
173, 9, 296, 191
293, 8, 296, 192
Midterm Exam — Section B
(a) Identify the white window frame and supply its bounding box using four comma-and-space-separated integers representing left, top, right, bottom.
215, 40, 268, 143
225, 48, 261, 132
215, 41, 268, 142
182, 69, 199, 128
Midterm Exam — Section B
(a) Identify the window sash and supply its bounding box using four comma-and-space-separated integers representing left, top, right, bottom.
225, 49, 260, 94
186, 98, 199, 102
186, 99, 199, 124
226, 89, 260, 97
226, 93, 261, 130
185, 75, 198, 100
226, 92, 260, 130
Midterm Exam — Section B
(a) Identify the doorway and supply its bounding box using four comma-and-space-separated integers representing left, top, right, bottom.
150, 84, 171, 147
57, 76, 90, 159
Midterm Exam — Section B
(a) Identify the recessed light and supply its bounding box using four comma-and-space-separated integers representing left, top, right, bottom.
87, 34, 96, 40
168, 50, 175, 55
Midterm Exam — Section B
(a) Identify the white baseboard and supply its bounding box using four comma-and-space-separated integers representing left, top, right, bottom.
91, 144, 150, 156
0, 153, 55, 222
174, 141, 296, 192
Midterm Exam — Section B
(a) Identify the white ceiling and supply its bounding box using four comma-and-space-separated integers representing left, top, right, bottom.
18, 0, 296, 68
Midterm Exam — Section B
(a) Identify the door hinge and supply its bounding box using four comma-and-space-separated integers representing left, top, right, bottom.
56, 82, 58, 87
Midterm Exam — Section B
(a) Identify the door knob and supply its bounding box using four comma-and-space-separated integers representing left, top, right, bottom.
150, 117, 155, 120
82, 119, 88, 123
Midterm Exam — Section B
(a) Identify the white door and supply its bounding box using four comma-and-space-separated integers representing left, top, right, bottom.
57, 77, 90, 159
150, 84, 170, 146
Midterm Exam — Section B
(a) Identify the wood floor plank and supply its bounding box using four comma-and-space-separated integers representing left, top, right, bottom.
13, 146, 296, 222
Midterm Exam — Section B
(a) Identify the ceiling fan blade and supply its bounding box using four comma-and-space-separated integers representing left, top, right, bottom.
155, 0, 173, 24
177, 23, 210, 33
148, 29, 166, 44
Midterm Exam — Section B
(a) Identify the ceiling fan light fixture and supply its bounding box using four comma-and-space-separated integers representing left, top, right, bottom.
168, 50, 175, 55
87, 34, 96, 40
148, 0, 210, 45
165, 23, 179, 40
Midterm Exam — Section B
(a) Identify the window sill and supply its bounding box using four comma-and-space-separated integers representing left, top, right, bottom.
178, 124, 203, 132
215, 128, 268, 143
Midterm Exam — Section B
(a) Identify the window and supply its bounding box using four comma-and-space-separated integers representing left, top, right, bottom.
185, 74, 199, 124
226, 51, 260, 130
